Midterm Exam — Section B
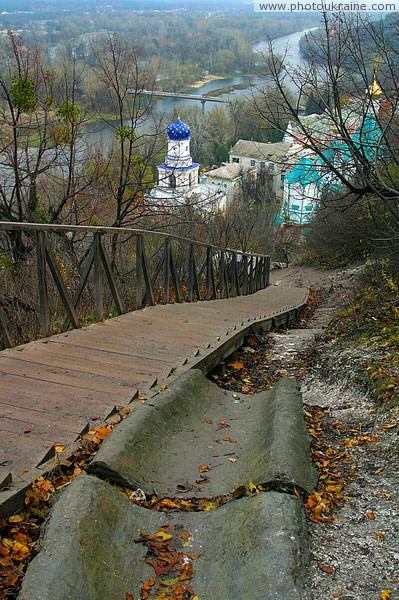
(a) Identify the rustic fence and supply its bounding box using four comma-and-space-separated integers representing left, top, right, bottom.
0, 222, 270, 349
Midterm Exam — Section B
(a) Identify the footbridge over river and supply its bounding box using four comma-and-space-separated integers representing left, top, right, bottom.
128, 89, 229, 112
0, 222, 308, 514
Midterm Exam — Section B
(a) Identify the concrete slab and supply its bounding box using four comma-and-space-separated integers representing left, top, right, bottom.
88, 370, 317, 496
20, 474, 311, 600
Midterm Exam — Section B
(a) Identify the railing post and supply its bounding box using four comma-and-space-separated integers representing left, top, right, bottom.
164, 238, 170, 304
136, 234, 143, 309
0, 308, 13, 348
252, 256, 256, 293
206, 247, 211, 301
36, 230, 49, 337
242, 254, 248, 296
94, 233, 104, 320
188, 243, 194, 302
219, 251, 225, 299
231, 253, 237, 297
255, 257, 260, 292
265, 256, 271, 287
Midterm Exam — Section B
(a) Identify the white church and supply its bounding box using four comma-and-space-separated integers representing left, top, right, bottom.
149, 114, 228, 211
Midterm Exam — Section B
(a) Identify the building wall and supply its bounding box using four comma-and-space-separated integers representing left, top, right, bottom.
282, 180, 318, 224
229, 154, 283, 197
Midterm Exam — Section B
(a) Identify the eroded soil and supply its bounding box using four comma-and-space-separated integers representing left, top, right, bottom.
214, 265, 399, 600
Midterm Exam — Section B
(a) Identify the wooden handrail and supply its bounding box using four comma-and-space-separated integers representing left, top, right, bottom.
0, 221, 271, 349
0, 221, 269, 259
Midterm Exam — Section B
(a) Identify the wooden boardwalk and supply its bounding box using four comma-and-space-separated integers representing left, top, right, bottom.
0, 284, 307, 508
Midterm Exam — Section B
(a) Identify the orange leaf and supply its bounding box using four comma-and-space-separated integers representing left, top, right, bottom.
367, 512, 376, 520
230, 361, 244, 370
319, 563, 334, 574
126, 594, 134, 600
198, 465, 212, 473
204, 419, 213, 424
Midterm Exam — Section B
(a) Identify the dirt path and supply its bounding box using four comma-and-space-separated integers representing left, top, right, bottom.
221, 265, 399, 600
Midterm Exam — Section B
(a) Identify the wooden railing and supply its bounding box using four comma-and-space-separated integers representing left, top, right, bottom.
0, 222, 270, 349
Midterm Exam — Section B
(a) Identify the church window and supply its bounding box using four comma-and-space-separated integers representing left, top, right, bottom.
232, 157, 239, 163
250, 160, 256, 167
169, 174, 177, 189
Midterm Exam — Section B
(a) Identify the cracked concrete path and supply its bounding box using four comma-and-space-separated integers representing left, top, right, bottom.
20, 371, 316, 600
88, 370, 317, 497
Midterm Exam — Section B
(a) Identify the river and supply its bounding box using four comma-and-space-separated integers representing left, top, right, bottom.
83, 26, 318, 150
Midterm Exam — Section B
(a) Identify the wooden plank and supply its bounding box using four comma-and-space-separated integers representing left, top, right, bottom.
210, 250, 217, 300
187, 243, 194, 303
206, 247, 211, 301
0, 308, 13, 349
94, 233, 103, 321
36, 230, 49, 338
46, 336, 183, 363
219, 251, 225, 299
169, 243, 181, 303
0, 357, 135, 396
163, 238, 170, 304
44, 239, 80, 330
72, 245, 95, 309
0, 402, 89, 434
100, 240, 125, 315
192, 250, 201, 301
143, 253, 164, 306
0, 377, 115, 418
141, 243, 155, 307
1, 348, 155, 384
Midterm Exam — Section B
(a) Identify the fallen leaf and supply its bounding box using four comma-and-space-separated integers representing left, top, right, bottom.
8, 514, 25, 523
198, 465, 212, 473
248, 481, 257, 493
126, 594, 134, 600
204, 419, 213, 424
230, 361, 244, 370
154, 531, 173, 541
367, 512, 376, 520
160, 385, 167, 390
24, 429, 32, 434
54, 444, 65, 454
319, 563, 334, 574
228, 457, 237, 463
380, 591, 392, 600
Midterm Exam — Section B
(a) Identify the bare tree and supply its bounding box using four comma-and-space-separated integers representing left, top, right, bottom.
253, 11, 399, 253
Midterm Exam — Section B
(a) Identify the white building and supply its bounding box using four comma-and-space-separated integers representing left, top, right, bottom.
229, 139, 291, 198
203, 163, 255, 206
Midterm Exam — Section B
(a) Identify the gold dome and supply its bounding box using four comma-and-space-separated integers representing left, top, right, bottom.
367, 77, 382, 100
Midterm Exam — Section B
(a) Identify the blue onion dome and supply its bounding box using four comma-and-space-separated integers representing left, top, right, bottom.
167, 118, 190, 141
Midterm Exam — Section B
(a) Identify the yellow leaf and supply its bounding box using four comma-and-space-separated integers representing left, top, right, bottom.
380, 590, 392, 600
8, 514, 25, 523
203, 502, 218, 511
54, 444, 65, 454
154, 531, 173, 541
